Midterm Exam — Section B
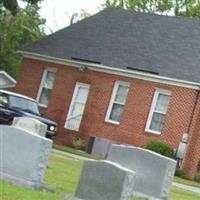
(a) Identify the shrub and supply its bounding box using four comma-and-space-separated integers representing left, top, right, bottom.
194, 172, 200, 182
145, 140, 175, 159
72, 137, 86, 150
175, 169, 188, 179
197, 160, 200, 172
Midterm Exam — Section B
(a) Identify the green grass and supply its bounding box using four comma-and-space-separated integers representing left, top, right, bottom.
0, 153, 82, 200
53, 144, 103, 160
44, 153, 83, 194
1, 180, 59, 200
54, 144, 200, 188
169, 187, 200, 200
174, 176, 200, 188
129, 187, 200, 200
1, 153, 200, 200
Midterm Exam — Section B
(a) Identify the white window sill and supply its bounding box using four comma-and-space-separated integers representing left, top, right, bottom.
145, 129, 161, 135
38, 103, 48, 108
105, 119, 120, 125
64, 125, 79, 132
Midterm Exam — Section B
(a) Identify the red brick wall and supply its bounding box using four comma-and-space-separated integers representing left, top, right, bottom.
15, 58, 200, 176
182, 96, 200, 178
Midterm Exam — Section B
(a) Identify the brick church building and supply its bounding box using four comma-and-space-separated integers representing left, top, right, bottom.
15, 9, 200, 177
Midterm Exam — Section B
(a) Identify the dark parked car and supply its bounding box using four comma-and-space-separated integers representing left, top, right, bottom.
0, 90, 58, 138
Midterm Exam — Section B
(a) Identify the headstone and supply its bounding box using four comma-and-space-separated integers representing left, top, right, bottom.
12, 117, 47, 137
107, 144, 177, 200
91, 136, 120, 157
0, 125, 52, 188
88, 136, 132, 158
0, 70, 16, 88
74, 160, 136, 200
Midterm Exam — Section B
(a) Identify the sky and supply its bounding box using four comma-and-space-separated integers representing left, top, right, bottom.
20, 0, 105, 34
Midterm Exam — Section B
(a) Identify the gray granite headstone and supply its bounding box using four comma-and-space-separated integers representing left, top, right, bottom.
0, 125, 52, 187
107, 144, 177, 200
74, 160, 135, 200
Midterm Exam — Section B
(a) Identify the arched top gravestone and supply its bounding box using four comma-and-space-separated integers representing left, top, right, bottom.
107, 144, 177, 200
74, 160, 136, 200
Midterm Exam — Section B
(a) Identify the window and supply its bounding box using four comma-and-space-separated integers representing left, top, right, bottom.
65, 82, 90, 131
37, 68, 56, 107
145, 89, 171, 134
105, 81, 129, 124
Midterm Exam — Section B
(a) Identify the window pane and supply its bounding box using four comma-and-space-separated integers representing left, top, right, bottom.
115, 85, 129, 104
149, 113, 165, 132
70, 102, 84, 118
109, 103, 124, 122
67, 117, 81, 131
155, 94, 169, 113
44, 71, 55, 89
39, 88, 51, 105
65, 83, 90, 131
75, 87, 89, 103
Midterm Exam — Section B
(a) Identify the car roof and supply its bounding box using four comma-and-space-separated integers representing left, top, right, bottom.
0, 89, 37, 102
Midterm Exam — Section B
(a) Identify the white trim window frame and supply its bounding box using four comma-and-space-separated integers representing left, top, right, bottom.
37, 67, 56, 107
105, 81, 129, 124
145, 89, 171, 135
64, 82, 90, 131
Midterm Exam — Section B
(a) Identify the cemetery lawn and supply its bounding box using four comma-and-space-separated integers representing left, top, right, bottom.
53, 144, 103, 160
174, 176, 200, 188
1, 153, 200, 200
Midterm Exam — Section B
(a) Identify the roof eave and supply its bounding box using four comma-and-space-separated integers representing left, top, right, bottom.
18, 50, 200, 90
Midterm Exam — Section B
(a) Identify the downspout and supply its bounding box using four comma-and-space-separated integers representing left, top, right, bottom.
187, 89, 200, 134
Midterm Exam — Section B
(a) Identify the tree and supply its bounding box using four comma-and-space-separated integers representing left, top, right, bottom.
0, 0, 42, 15
66, 10, 91, 25
0, 5, 45, 77
101, 0, 200, 18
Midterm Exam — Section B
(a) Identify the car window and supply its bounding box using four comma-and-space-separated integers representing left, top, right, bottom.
0, 93, 8, 107
9, 95, 40, 115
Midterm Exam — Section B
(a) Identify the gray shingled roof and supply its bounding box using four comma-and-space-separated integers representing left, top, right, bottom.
20, 8, 200, 83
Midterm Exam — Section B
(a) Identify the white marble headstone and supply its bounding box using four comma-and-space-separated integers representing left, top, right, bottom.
12, 117, 47, 137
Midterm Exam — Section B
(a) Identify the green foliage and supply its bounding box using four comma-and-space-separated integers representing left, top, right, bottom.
102, 0, 200, 18
197, 160, 200, 172
0, 0, 42, 15
175, 169, 188, 179
66, 10, 91, 25
0, 5, 45, 77
1, 0, 18, 15
145, 140, 175, 158
72, 137, 86, 150
194, 172, 200, 183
